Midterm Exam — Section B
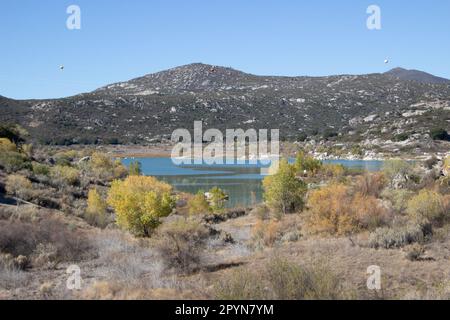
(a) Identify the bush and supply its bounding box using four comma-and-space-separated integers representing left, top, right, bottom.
294, 151, 322, 175
32, 162, 50, 176
354, 173, 386, 198
0, 217, 92, 265
0, 138, 17, 152
107, 176, 175, 237
85, 188, 109, 228
0, 124, 26, 145
89, 152, 128, 181
350, 194, 389, 230
381, 188, 414, 214
382, 159, 412, 180
368, 222, 432, 249
54, 150, 78, 166
50, 165, 80, 186
215, 257, 347, 300
407, 190, 447, 225
153, 218, 209, 273
0, 151, 31, 172
252, 220, 281, 247
187, 191, 211, 215
306, 184, 355, 235
5, 175, 33, 200
128, 161, 142, 176
321, 164, 345, 179
207, 187, 228, 213
306, 183, 387, 235
263, 160, 307, 214
430, 128, 450, 141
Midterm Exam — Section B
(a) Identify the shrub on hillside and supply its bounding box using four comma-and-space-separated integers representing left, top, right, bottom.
306, 183, 388, 235
32, 162, 50, 176
306, 184, 355, 235
0, 138, 17, 152
252, 220, 281, 247
107, 176, 175, 237
0, 150, 31, 173
430, 128, 450, 141
354, 173, 386, 198
368, 221, 432, 249
350, 194, 389, 230
0, 217, 92, 265
85, 188, 109, 228
5, 175, 34, 201
50, 165, 80, 186
263, 160, 307, 214
215, 257, 347, 300
407, 190, 447, 225
381, 189, 415, 214
294, 151, 322, 175
153, 218, 209, 273
382, 159, 413, 188
89, 152, 128, 181
128, 161, 142, 176
187, 191, 211, 215
207, 187, 228, 213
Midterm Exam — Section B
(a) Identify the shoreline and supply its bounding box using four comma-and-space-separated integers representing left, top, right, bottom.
106, 144, 448, 162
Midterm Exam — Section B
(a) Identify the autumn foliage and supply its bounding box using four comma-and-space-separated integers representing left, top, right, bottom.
107, 176, 175, 237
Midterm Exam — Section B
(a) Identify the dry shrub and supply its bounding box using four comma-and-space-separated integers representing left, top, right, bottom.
306, 184, 355, 235
50, 165, 80, 186
321, 163, 345, 179
187, 191, 211, 215
306, 183, 389, 235
354, 173, 386, 197
251, 204, 270, 221
0, 217, 92, 266
368, 221, 432, 249
5, 174, 33, 200
407, 189, 447, 225
88, 152, 128, 181
0, 138, 17, 152
381, 188, 414, 214
84, 188, 109, 228
350, 194, 390, 230
215, 257, 349, 300
153, 218, 209, 273
252, 220, 281, 247
80, 281, 197, 300
0, 150, 31, 173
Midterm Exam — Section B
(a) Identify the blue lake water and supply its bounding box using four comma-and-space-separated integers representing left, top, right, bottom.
121, 158, 384, 208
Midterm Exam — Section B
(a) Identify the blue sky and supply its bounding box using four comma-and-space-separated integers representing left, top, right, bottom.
1, 0, 449, 99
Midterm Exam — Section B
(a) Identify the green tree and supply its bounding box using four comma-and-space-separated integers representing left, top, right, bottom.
128, 160, 142, 176
294, 151, 322, 175
208, 187, 228, 213
188, 191, 211, 215
263, 159, 307, 214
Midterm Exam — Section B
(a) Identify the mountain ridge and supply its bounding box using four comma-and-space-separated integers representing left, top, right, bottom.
0, 63, 449, 149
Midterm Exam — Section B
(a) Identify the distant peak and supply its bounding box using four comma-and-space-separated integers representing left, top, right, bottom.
384, 67, 449, 84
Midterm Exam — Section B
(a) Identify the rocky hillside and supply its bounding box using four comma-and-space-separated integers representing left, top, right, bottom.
0, 63, 449, 146
385, 68, 450, 84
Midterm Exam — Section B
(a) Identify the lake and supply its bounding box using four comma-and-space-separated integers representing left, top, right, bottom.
121, 158, 384, 208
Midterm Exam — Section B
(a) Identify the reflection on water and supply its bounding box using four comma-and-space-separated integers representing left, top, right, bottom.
121, 158, 384, 208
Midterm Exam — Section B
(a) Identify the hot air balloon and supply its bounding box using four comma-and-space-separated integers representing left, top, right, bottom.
384, 59, 389, 64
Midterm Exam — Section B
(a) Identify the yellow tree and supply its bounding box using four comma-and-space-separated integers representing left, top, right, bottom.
107, 176, 175, 237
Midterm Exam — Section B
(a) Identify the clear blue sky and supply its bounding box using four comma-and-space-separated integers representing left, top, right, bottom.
1, 0, 449, 99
